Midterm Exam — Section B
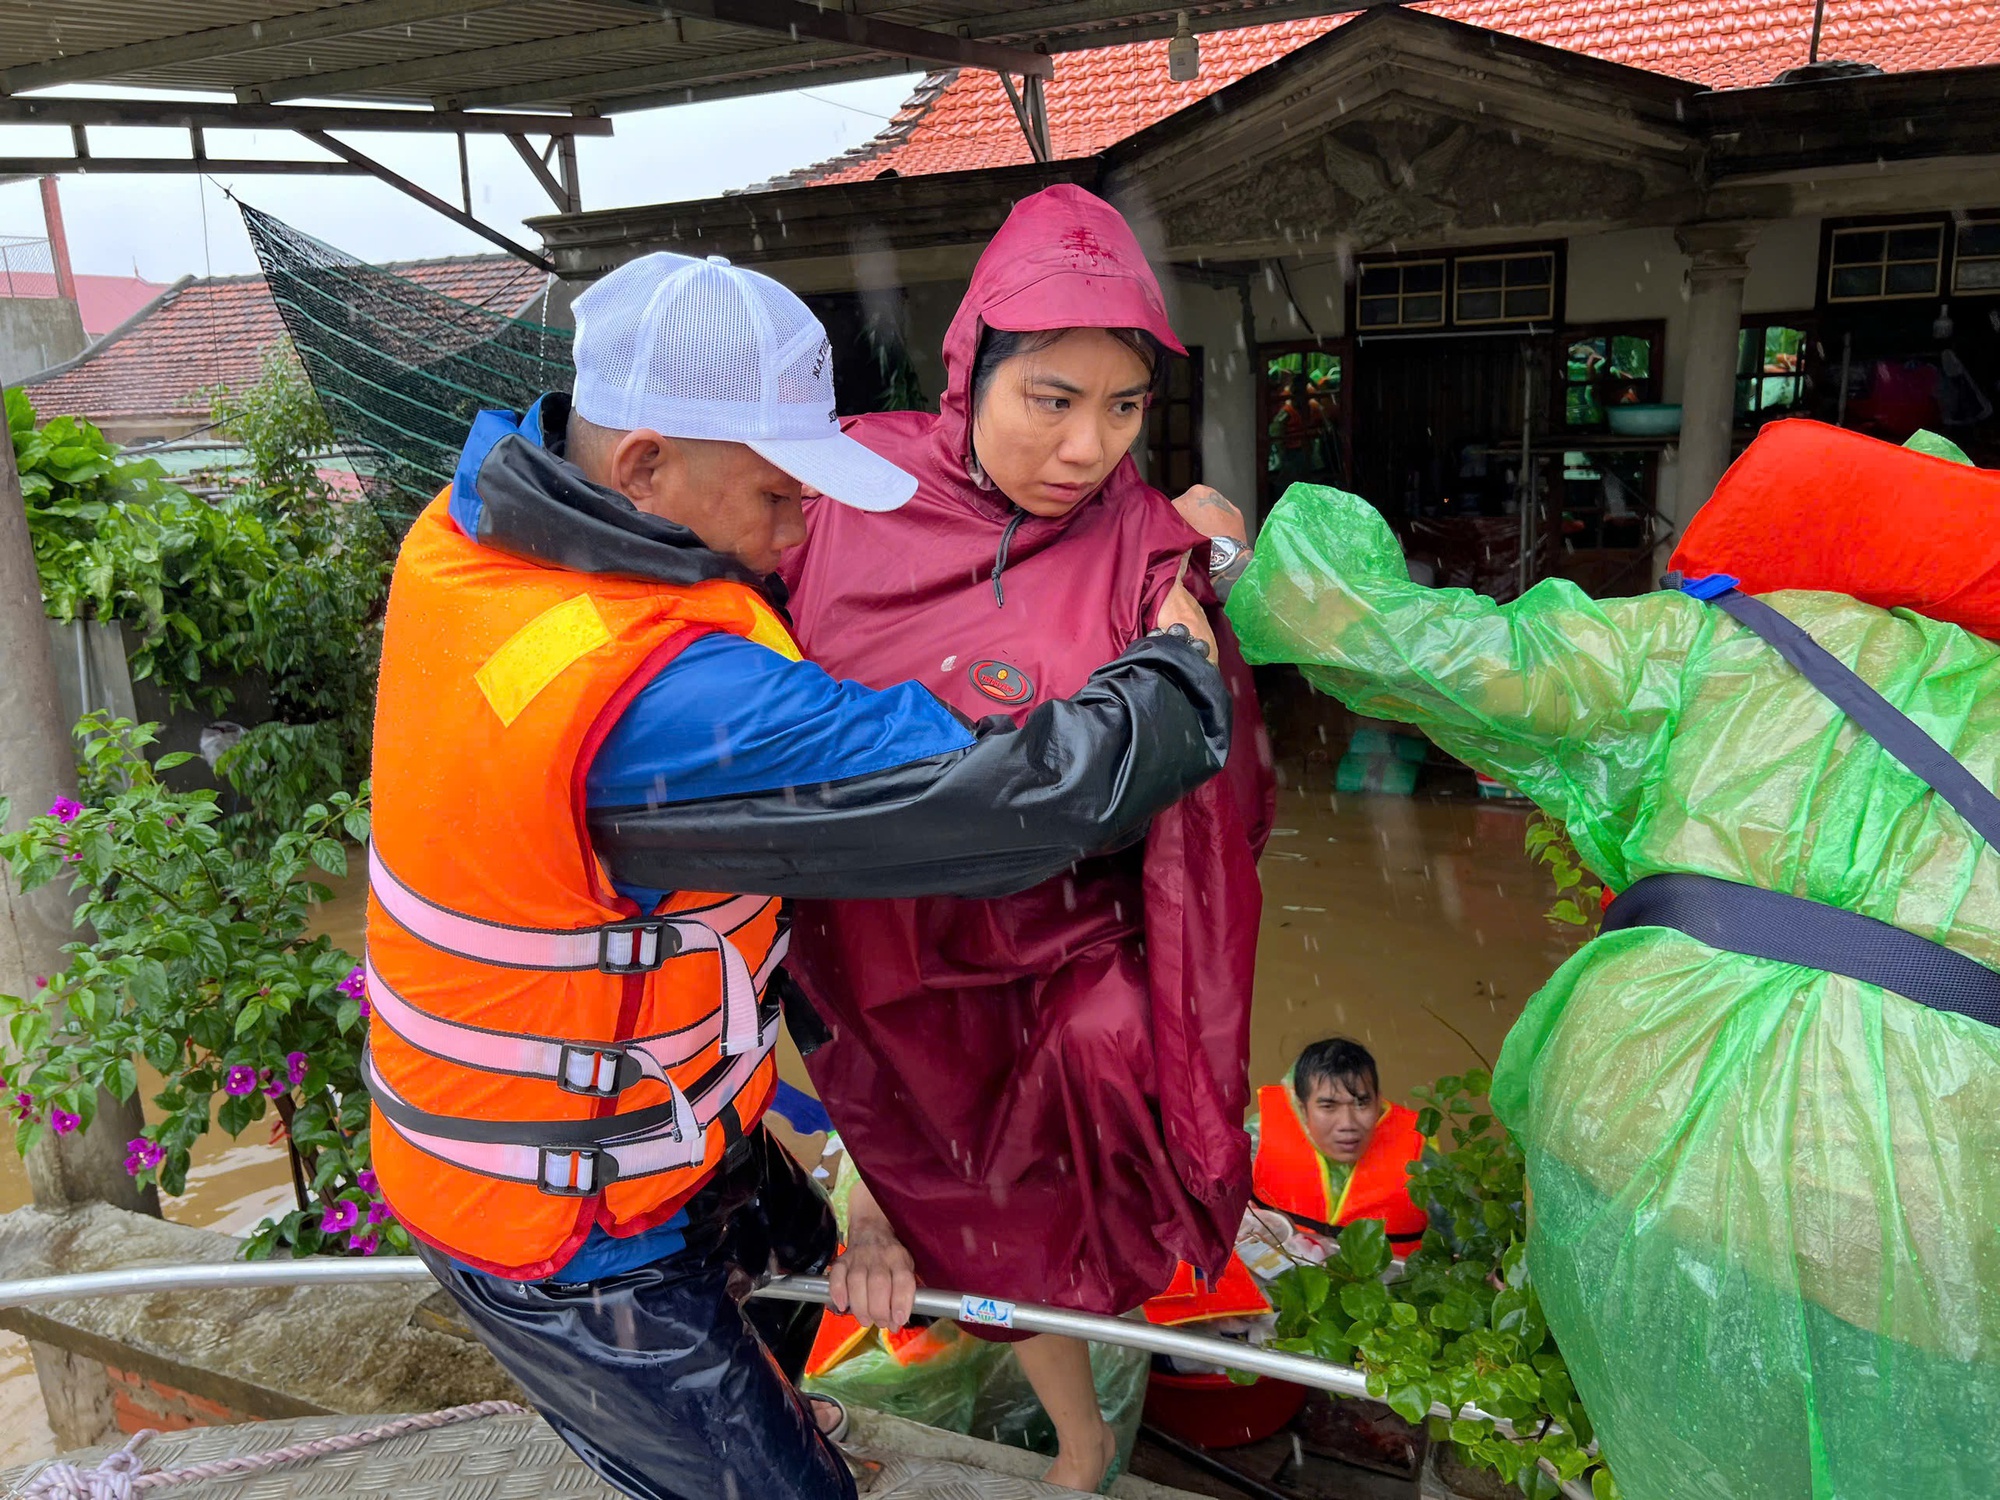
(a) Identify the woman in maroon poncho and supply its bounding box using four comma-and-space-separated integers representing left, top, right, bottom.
785, 185, 1274, 1491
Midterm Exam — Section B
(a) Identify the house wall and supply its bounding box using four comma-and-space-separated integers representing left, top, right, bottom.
0, 297, 86, 385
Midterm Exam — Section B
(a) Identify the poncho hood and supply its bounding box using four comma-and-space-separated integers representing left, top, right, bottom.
933, 183, 1186, 501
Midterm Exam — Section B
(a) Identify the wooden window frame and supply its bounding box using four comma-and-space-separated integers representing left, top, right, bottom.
1145, 345, 1204, 495
1350, 241, 1566, 336
1454, 250, 1559, 327
1554, 321, 1666, 433
1820, 215, 1949, 306
1354, 258, 1448, 333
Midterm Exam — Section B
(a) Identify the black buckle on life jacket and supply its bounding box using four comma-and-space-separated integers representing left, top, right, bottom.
555, 1042, 641, 1098
538, 1146, 613, 1196
598, 919, 677, 974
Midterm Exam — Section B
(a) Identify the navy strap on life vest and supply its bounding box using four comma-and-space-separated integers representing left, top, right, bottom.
1603, 577, 2000, 1030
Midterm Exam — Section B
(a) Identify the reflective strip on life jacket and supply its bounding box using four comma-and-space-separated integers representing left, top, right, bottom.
364, 1002, 778, 1195
365, 956, 722, 1096
369, 842, 774, 1059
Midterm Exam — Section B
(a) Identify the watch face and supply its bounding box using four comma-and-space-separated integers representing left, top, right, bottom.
1209, 536, 1242, 570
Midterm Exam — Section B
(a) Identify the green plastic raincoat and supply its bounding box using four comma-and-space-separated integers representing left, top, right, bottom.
1225, 484, 2000, 1500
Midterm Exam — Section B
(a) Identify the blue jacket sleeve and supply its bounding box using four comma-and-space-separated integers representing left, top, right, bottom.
585, 630, 1231, 901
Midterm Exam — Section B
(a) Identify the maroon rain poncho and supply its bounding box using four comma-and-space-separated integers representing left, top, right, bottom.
781, 185, 1275, 1318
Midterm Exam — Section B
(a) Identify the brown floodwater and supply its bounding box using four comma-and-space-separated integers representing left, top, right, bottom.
0, 781, 1566, 1465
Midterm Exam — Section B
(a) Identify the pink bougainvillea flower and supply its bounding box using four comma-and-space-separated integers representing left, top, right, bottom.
47, 797, 83, 824
286, 1052, 309, 1086
33, 976, 47, 990
262, 1073, 287, 1099
320, 1199, 359, 1234
349, 1232, 381, 1257
358, 995, 371, 1020
336, 966, 366, 1001
12, 1092, 39, 1123
124, 1137, 165, 1175
366, 1201, 393, 1226
49, 1108, 80, 1135
223, 1065, 258, 1097
357, 1168, 379, 1195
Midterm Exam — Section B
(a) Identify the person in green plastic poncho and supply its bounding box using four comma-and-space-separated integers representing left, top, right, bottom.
1221, 441, 2000, 1500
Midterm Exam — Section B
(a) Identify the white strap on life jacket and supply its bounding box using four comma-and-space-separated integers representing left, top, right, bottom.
368, 843, 778, 1058
366, 1003, 780, 1196
365, 957, 721, 1096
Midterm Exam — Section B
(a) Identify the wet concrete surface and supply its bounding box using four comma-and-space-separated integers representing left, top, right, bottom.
0, 780, 1567, 1468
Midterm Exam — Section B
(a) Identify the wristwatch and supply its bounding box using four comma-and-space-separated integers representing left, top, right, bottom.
1208, 535, 1252, 597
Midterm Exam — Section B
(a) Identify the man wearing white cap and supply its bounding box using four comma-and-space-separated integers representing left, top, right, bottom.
362, 252, 1232, 1500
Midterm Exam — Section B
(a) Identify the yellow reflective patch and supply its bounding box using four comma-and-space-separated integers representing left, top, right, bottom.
475, 594, 612, 726
745, 605, 802, 662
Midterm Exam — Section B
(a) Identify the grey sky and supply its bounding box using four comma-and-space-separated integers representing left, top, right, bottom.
0, 76, 917, 281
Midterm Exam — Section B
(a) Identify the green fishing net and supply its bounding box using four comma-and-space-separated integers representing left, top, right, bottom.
1225, 483, 2000, 1500
240, 202, 571, 537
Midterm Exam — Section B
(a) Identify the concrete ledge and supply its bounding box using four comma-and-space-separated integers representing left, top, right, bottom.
0, 1204, 519, 1423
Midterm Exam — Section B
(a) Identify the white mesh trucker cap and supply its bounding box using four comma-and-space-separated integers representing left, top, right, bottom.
572, 252, 916, 513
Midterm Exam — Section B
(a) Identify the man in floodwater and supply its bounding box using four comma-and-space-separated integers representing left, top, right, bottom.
362, 250, 1233, 1500
1247, 1037, 1427, 1256
1146, 1037, 1427, 1326
1222, 421, 2000, 1500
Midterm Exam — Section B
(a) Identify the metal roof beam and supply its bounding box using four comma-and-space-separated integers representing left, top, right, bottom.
0, 0, 523, 97
0, 157, 372, 176
297, 127, 556, 269
670, 0, 1050, 77
0, 96, 611, 135
260, 0, 1046, 103
250, 18, 680, 103
459, 0, 1397, 110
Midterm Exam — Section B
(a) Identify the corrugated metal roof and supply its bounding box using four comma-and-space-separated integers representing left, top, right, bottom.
0, 1, 1416, 114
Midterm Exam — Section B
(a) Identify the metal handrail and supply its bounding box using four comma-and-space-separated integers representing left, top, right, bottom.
0, 1257, 1591, 1497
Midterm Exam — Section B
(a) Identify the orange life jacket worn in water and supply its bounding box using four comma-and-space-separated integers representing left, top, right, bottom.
1252, 1086, 1428, 1253
365, 492, 798, 1280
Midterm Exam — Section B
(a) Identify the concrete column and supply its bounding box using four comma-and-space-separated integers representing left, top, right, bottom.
1671, 223, 1761, 528
0, 403, 154, 1219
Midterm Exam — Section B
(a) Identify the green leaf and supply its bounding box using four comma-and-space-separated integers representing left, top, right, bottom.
1385, 1385, 1428, 1424
1592, 1466, 1620, 1500
309, 839, 346, 877
1338, 1278, 1389, 1326
1337, 1217, 1392, 1279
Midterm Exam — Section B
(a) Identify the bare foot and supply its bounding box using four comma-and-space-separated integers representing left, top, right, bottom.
1041, 1419, 1117, 1493
808, 1395, 847, 1440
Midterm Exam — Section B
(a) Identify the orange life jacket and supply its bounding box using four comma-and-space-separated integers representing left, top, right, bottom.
804, 1309, 955, 1378
1141, 1255, 1272, 1327
366, 492, 801, 1279
1251, 1085, 1428, 1252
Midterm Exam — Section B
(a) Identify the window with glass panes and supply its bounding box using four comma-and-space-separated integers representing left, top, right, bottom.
1735, 325, 1809, 421
1455, 252, 1556, 325
1954, 220, 2000, 294
1827, 223, 1945, 301
1561, 332, 1657, 427
1260, 346, 1347, 508
1355, 260, 1447, 330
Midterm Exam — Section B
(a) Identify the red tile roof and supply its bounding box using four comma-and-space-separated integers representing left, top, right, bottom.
24, 254, 548, 428
0, 272, 173, 337
789, 0, 2000, 186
